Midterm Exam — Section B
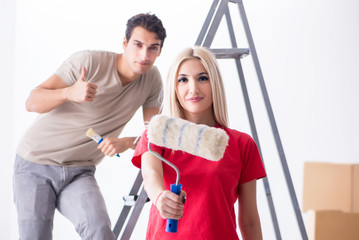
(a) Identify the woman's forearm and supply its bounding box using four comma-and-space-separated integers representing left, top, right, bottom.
141, 152, 165, 205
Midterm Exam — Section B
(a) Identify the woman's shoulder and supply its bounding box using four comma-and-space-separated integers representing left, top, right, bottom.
217, 126, 258, 152
218, 125, 253, 141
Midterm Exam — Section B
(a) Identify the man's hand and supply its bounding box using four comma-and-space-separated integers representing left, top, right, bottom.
97, 137, 136, 157
66, 66, 98, 102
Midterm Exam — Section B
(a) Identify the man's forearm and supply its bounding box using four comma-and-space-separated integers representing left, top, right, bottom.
25, 87, 69, 113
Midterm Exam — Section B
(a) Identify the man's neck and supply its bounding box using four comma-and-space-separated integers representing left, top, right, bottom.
116, 54, 140, 86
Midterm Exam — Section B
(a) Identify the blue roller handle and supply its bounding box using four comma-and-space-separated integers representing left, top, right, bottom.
166, 183, 182, 233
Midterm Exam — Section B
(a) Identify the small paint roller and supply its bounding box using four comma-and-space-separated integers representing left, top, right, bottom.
86, 128, 120, 158
147, 115, 229, 233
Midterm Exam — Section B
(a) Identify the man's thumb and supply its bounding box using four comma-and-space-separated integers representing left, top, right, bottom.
79, 66, 87, 81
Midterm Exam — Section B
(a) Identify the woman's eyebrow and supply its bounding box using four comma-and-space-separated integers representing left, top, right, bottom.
177, 72, 208, 77
198, 72, 208, 76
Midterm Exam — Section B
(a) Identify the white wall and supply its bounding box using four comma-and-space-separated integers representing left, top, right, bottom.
0, 0, 15, 239
2, 0, 359, 239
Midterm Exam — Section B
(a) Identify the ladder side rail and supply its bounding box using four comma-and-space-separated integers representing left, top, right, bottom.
234, 55, 282, 240
235, 57, 282, 240
195, 0, 220, 46
113, 170, 144, 239
120, 186, 149, 240
236, 1, 308, 239
202, 0, 230, 48
224, 6, 282, 239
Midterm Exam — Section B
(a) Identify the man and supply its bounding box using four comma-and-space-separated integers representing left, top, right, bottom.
13, 13, 166, 240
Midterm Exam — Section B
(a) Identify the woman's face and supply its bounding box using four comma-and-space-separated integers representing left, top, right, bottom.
175, 58, 213, 121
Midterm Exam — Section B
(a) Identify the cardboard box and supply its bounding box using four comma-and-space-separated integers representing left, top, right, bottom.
306, 210, 359, 240
302, 162, 359, 213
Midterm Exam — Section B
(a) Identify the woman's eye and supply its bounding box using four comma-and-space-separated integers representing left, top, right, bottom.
177, 77, 188, 83
198, 76, 209, 81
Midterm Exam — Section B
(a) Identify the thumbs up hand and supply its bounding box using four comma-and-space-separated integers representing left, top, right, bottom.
66, 66, 98, 102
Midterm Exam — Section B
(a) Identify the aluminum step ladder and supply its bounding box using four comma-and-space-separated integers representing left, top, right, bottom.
195, 0, 308, 239
113, 1, 308, 239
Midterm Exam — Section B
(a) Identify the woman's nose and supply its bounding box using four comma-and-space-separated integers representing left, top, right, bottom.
188, 79, 199, 94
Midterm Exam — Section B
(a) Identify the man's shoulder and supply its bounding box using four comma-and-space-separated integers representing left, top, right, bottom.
69, 50, 116, 61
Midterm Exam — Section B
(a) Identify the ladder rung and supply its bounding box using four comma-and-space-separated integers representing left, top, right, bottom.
123, 195, 150, 206
210, 48, 249, 59
123, 195, 138, 206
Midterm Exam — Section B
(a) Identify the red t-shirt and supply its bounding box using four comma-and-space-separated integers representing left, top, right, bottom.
132, 124, 266, 240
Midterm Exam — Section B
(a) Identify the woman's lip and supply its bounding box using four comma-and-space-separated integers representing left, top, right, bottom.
187, 97, 203, 102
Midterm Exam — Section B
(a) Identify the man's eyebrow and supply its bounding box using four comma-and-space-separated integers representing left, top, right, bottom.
133, 40, 161, 46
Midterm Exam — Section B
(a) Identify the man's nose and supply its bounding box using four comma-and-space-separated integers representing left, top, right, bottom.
139, 48, 150, 61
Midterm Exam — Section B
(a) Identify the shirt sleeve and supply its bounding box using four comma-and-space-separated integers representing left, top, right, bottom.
142, 67, 163, 109
54, 51, 91, 86
239, 135, 267, 184
131, 129, 163, 169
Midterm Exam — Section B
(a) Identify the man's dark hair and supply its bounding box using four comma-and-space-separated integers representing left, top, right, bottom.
125, 13, 167, 49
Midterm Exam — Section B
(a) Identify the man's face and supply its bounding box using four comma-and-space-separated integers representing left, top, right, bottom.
123, 26, 162, 75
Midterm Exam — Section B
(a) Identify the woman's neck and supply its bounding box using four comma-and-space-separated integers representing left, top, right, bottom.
183, 112, 216, 127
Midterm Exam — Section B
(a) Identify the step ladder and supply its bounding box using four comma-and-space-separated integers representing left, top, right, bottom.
113, 1, 308, 239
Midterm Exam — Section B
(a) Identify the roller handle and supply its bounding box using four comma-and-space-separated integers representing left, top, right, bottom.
166, 183, 182, 233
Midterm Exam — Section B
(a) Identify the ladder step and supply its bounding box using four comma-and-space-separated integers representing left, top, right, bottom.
123, 194, 150, 206
210, 48, 249, 59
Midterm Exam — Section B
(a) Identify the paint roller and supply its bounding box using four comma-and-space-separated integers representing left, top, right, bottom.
147, 115, 229, 233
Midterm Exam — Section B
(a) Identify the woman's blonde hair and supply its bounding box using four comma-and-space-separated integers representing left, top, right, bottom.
162, 46, 228, 127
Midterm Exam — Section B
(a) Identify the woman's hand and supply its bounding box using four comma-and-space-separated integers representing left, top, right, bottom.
155, 190, 186, 220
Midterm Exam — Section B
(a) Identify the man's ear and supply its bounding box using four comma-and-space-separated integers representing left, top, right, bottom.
123, 37, 128, 50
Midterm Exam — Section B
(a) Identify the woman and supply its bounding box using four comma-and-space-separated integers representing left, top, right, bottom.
132, 46, 266, 239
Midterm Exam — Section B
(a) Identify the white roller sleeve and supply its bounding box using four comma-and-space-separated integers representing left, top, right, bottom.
147, 115, 229, 161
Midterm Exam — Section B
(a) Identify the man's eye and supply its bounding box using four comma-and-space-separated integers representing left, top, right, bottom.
150, 46, 159, 51
177, 77, 188, 83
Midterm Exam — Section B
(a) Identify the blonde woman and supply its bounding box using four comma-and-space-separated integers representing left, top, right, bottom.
132, 46, 266, 240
